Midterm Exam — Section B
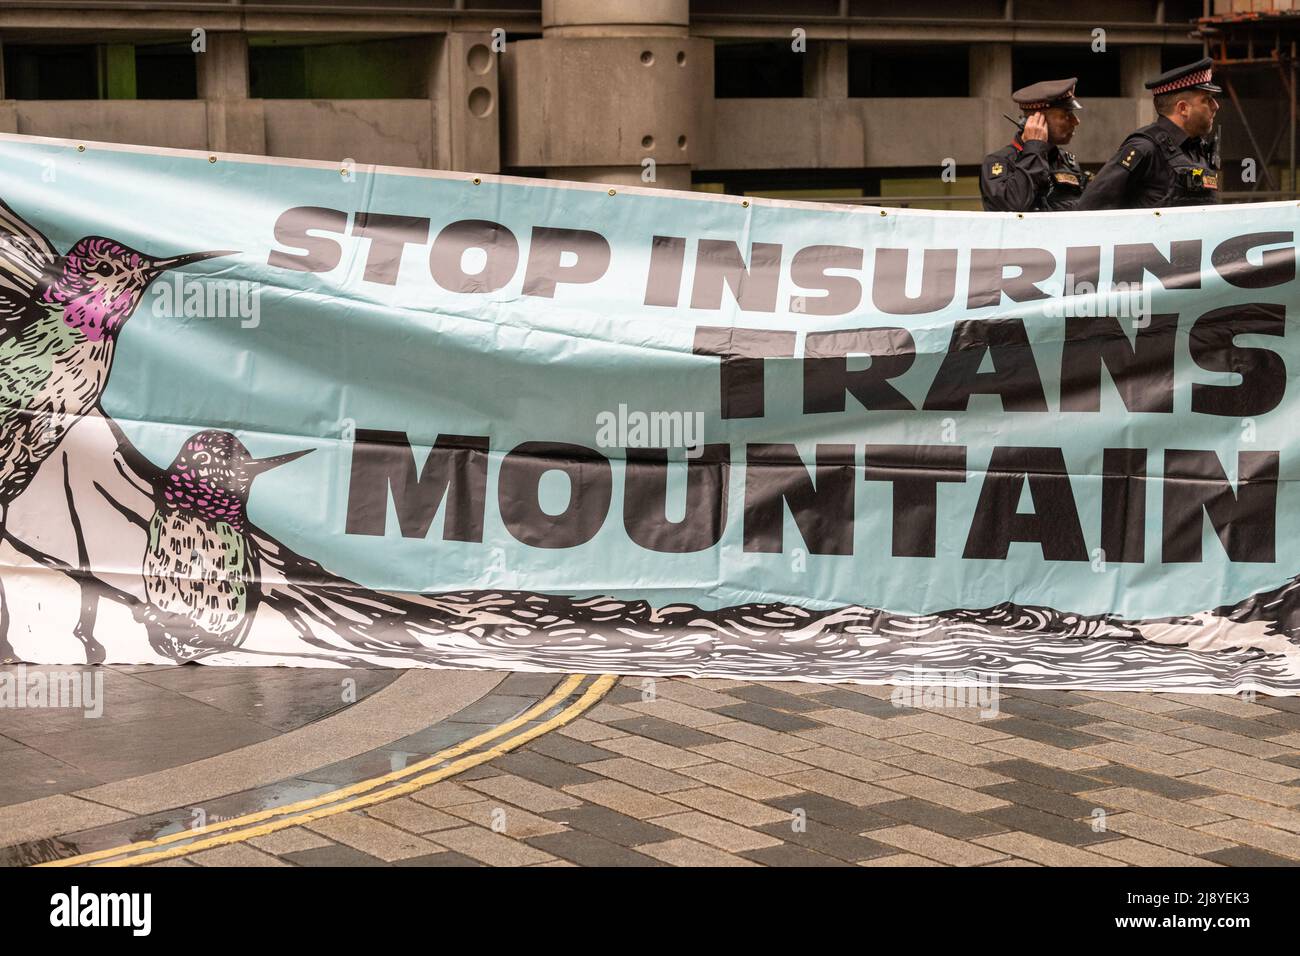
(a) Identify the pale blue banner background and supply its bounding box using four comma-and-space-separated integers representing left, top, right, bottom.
1, 134, 1295, 620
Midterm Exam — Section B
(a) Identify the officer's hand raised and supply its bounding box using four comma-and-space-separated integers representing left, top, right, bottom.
1023, 112, 1049, 143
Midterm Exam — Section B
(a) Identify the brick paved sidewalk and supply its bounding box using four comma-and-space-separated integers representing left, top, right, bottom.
157, 677, 1300, 867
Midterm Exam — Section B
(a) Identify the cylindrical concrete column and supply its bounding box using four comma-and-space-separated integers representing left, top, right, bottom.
501, 0, 709, 189
542, 0, 690, 38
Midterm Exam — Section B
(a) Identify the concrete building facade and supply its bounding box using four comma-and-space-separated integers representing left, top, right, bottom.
0, 1, 1282, 207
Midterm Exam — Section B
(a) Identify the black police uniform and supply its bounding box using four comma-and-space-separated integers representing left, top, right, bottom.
1077, 58, 1222, 211
980, 138, 1088, 212
980, 77, 1088, 212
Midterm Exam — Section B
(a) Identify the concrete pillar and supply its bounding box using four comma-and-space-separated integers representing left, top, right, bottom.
501, 0, 713, 189
1122, 46, 1161, 126
543, 0, 691, 38
196, 33, 249, 100
970, 43, 1011, 99
197, 32, 265, 155
430, 32, 501, 173
971, 43, 1013, 154
0, 40, 15, 135
804, 41, 848, 99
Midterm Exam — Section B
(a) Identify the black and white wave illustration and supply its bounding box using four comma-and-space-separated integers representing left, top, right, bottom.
3, 410, 1299, 695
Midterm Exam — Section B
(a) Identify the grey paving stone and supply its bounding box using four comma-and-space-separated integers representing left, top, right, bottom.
980, 805, 1121, 847
803, 688, 904, 718
984, 717, 1105, 750
299, 748, 426, 785
1268, 753, 1300, 771
981, 759, 1111, 794
1002, 688, 1085, 708
713, 703, 820, 732
542, 805, 676, 846
525, 734, 618, 765
248, 828, 333, 855
1202, 846, 1300, 867
1258, 696, 1300, 715
282, 844, 391, 867
493, 750, 602, 788
979, 781, 1108, 820
602, 684, 648, 706
606, 716, 727, 748
456, 764, 504, 781
525, 830, 667, 866
872, 798, 1008, 840
449, 695, 538, 725
755, 821, 896, 862
392, 851, 485, 867
188, 843, 293, 867
178, 669, 396, 732
1166, 707, 1291, 739
491, 673, 562, 698
1082, 763, 1217, 800
766, 792, 896, 833
0, 747, 104, 807
742, 844, 854, 867
13, 707, 278, 781
1260, 712, 1300, 733
996, 697, 1099, 728
126, 664, 293, 692
728, 684, 824, 713
387, 721, 497, 755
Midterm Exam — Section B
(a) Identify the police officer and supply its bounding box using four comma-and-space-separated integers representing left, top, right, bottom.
980, 78, 1087, 212
1077, 57, 1221, 210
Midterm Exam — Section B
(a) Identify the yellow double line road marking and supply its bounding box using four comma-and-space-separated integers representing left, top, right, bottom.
40, 673, 614, 868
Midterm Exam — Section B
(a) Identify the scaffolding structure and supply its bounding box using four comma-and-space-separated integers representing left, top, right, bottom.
1195, 6, 1300, 197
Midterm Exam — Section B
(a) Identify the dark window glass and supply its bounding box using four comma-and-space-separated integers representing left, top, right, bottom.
2, 44, 99, 99
1161, 46, 1209, 74
136, 43, 197, 99
849, 45, 970, 97
249, 38, 429, 99
1012, 46, 1121, 98
714, 42, 803, 98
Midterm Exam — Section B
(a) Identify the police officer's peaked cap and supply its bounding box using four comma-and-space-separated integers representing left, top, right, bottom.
1013, 78, 1082, 112
1145, 57, 1222, 95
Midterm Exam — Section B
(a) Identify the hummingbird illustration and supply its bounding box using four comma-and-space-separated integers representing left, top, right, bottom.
0, 198, 233, 512
141, 430, 311, 662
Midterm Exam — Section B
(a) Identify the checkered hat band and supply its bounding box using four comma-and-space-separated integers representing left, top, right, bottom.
1151, 68, 1212, 95
1021, 99, 1051, 109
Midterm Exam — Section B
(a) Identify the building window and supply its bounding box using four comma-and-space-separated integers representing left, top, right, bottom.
714, 41, 804, 98
1012, 46, 1121, 98
3, 45, 102, 99
1161, 45, 1211, 74
249, 38, 430, 99
136, 43, 198, 99
2, 42, 196, 99
848, 45, 970, 97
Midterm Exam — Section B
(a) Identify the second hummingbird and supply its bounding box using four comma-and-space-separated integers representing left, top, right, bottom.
141, 429, 312, 662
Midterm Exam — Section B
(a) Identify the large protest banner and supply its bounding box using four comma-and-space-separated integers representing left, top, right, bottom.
0, 133, 1297, 694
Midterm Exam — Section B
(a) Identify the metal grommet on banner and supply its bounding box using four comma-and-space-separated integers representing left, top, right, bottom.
879, 210, 887, 216
76, 145, 85, 152
208, 155, 217, 164
1017, 213, 1024, 219
472, 177, 481, 185
741, 200, 749, 207
1154, 210, 1161, 216
608, 188, 616, 196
